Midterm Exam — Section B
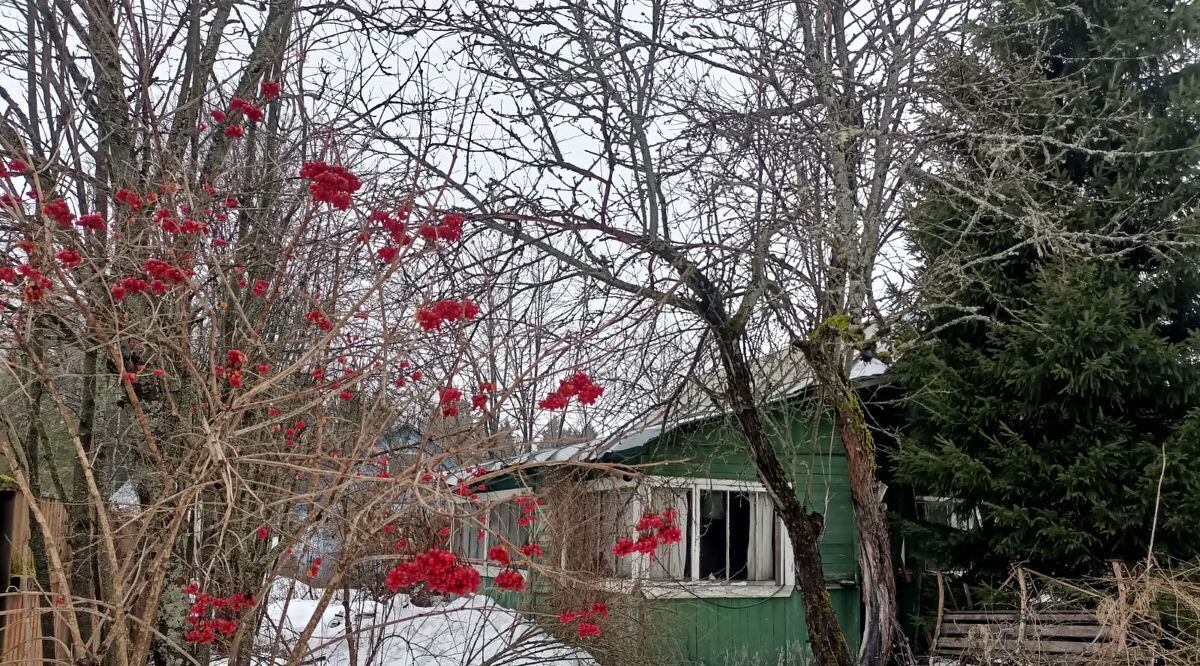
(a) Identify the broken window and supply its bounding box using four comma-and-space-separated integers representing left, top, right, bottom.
581, 481, 781, 584
916, 496, 978, 531
697, 489, 776, 582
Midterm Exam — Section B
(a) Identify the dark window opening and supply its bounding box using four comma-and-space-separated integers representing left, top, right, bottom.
728, 492, 750, 580
699, 490, 726, 579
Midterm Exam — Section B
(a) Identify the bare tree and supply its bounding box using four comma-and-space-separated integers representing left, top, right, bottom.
355, 0, 974, 662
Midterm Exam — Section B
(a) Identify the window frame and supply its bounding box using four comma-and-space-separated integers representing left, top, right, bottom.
452, 487, 537, 578
915, 495, 979, 531
582, 475, 796, 598
457, 477, 798, 598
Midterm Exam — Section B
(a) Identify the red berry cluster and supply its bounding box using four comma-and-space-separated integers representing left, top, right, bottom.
384, 547, 482, 596
144, 259, 190, 285
307, 557, 323, 578
180, 584, 256, 645
487, 546, 527, 591
612, 508, 681, 557
12, 265, 51, 303
415, 299, 480, 332
0, 158, 27, 178
229, 97, 264, 124
261, 80, 282, 100
558, 602, 608, 638
439, 386, 463, 417
110, 260, 191, 302
305, 309, 334, 331
538, 372, 605, 410
223, 349, 249, 387
393, 362, 424, 387
44, 198, 74, 227
299, 162, 362, 210
451, 466, 489, 499
57, 250, 82, 269
494, 569, 526, 592
154, 207, 208, 235
577, 622, 602, 638
78, 213, 105, 233
114, 188, 144, 210
514, 495, 542, 527
487, 545, 510, 566
371, 207, 414, 247
418, 212, 465, 243
281, 419, 306, 447
377, 245, 399, 263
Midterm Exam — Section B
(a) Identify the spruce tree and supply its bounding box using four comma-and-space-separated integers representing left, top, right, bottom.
897, 0, 1200, 581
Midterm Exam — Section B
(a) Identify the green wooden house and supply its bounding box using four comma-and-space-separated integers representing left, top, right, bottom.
454, 357, 906, 665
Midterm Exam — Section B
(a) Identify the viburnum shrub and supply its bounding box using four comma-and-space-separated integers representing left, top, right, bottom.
438, 386, 464, 416
0, 77, 619, 664
487, 545, 510, 566
513, 494, 544, 527
418, 212, 466, 242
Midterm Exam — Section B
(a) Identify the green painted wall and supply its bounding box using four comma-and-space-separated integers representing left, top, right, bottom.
488, 400, 862, 665
642, 586, 860, 665
620, 403, 861, 664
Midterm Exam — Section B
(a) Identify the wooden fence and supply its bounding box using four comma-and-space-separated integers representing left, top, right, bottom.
0, 494, 69, 665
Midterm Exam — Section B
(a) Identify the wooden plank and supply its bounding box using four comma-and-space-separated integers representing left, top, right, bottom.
0, 497, 70, 664
941, 623, 1104, 639
940, 628, 1099, 643
0, 593, 40, 665
936, 637, 1104, 654
943, 611, 1096, 622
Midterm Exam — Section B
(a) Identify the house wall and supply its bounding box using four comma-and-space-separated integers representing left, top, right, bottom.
485, 401, 863, 665
643, 586, 860, 665
622, 403, 861, 664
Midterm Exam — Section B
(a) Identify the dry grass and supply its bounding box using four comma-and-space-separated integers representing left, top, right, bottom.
927, 563, 1200, 665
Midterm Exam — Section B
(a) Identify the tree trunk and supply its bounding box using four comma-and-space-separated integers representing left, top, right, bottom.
23, 380, 57, 661
68, 349, 100, 652
802, 329, 896, 666
713, 331, 854, 666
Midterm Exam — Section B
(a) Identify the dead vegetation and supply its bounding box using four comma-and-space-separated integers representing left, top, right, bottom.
925, 563, 1200, 665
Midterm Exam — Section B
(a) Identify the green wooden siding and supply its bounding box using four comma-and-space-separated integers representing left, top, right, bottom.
647, 587, 860, 665
487, 400, 862, 665
623, 403, 860, 585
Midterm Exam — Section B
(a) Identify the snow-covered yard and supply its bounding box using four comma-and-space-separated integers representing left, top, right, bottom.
241, 580, 596, 666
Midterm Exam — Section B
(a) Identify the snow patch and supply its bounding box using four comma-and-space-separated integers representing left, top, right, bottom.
248, 580, 595, 666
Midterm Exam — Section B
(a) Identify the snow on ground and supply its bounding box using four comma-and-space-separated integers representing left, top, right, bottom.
247, 579, 596, 665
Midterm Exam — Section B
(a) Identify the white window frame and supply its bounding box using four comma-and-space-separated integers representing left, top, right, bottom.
582, 475, 795, 599
452, 487, 537, 578
457, 477, 798, 598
